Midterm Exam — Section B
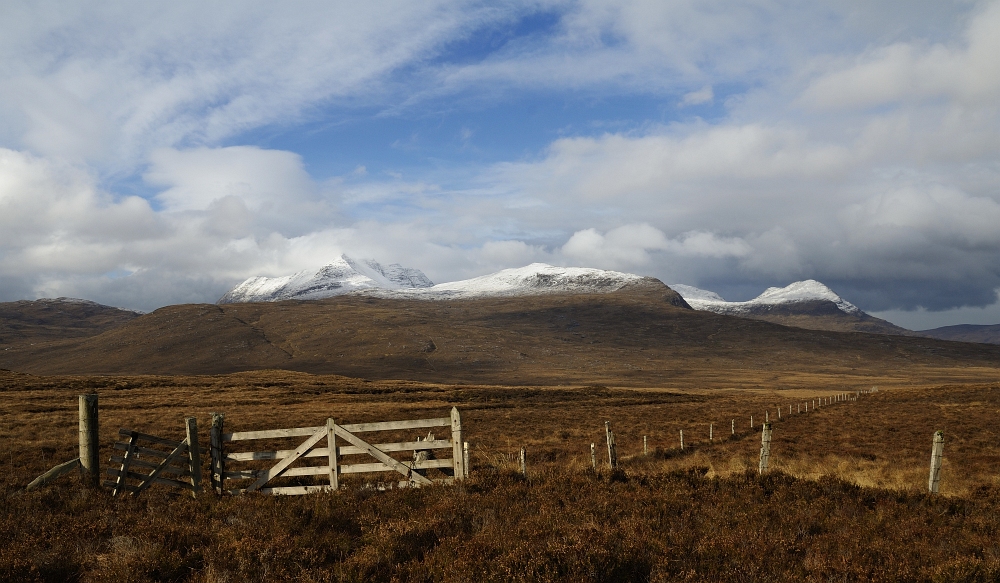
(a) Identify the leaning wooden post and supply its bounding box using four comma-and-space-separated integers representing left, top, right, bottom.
185, 417, 202, 497
519, 447, 527, 477
928, 430, 944, 494
758, 422, 772, 475
590, 443, 597, 470
605, 421, 618, 470
78, 394, 99, 488
210, 412, 225, 495
451, 407, 465, 481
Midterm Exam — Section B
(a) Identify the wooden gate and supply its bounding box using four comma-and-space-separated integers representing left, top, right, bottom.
212, 407, 467, 495
103, 417, 202, 497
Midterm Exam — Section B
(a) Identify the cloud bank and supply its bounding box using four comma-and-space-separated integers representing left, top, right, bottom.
0, 1, 998, 330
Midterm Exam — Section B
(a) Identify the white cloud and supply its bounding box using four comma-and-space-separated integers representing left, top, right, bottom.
680, 85, 713, 107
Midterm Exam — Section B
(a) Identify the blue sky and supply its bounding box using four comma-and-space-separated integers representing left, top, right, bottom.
1, 1, 1000, 329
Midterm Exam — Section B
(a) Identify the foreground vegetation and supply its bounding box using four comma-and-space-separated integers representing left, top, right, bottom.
7, 468, 1000, 582
5, 370, 1000, 581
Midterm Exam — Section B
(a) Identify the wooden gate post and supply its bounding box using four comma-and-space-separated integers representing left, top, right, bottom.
451, 407, 465, 481
78, 394, 99, 488
185, 417, 202, 497
210, 412, 225, 495
758, 422, 772, 475
463, 441, 470, 477
929, 430, 944, 493
327, 418, 339, 490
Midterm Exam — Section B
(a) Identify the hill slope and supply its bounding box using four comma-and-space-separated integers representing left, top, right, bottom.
919, 324, 1000, 345
0, 298, 141, 346
2, 280, 998, 386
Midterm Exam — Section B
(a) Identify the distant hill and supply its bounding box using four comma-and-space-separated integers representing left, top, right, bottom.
919, 324, 1000, 345
0, 297, 141, 346
670, 280, 911, 335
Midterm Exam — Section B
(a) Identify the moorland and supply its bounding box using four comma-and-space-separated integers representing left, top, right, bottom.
3, 287, 1000, 582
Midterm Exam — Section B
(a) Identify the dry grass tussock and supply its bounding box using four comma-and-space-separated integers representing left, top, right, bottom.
4, 369, 1000, 581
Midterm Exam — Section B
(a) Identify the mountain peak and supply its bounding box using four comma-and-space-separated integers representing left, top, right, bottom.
217, 255, 433, 304
671, 280, 860, 315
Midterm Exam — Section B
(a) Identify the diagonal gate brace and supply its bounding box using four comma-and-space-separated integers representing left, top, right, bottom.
333, 423, 433, 486
245, 427, 328, 493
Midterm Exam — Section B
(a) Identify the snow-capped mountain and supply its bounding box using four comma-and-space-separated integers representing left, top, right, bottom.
671, 280, 861, 316
218, 255, 433, 303
219, 260, 666, 304
669, 280, 912, 335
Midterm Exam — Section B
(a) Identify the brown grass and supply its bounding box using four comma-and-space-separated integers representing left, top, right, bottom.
5, 369, 1000, 581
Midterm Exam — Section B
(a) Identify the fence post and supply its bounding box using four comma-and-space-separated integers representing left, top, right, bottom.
643, 435, 648, 455
709, 423, 713, 442
731, 419, 735, 435
451, 407, 465, 481
929, 431, 944, 493
758, 422, 772, 475
605, 421, 618, 470
765, 411, 769, 423
590, 443, 597, 470
185, 417, 201, 497
464, 441, 470, 478
679, 429, 684, 450
327, 418, 339, 490
519, 447, 527, 477
750, 415, 753, 429
78, 394, 99, 488
210, 412, 225, 495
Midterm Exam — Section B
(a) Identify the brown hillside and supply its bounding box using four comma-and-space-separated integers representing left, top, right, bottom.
3, 283, 999, 386
919, 323, 1000, 345
726, 300, 913, 335
0, 298, 140, 345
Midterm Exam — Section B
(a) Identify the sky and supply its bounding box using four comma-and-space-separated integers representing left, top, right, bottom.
1, 0, 999, 330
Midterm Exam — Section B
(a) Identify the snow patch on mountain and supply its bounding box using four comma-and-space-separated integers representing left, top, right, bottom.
219, 260, 649, 303
218, 255, 433, 303
670, 280, 861, 315
389, 263, 646, 299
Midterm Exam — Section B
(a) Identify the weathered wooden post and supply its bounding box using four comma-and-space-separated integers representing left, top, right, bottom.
797, 403, 801, 414
643, 435, 648, 455
464, 441, 470, 478
451, 407, 465, 481
326, 418, 339, 490
758, 422, 772, 475
210, 412, 225, 495
605, 421, 618, 470
765, 411, 769, 423
777, 408, 781, 420
709, 423, 713, 442
590, 443, 597, 470
78, 394, 99, 488
731, 419, 735, 435
519, 447, 527, 477
679, 429, 684, 450
185, 417, 202, 497
750, 415, 754, 428
928, 431, 944, 493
